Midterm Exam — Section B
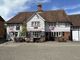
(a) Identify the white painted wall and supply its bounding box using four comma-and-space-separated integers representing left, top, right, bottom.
7, 24, 22, 37
72, 31, 78, 41
46, 23, 71, 32
72, 29, 80, 41
27, 13, 45, 31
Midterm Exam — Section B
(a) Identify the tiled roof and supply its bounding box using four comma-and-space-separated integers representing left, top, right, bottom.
39, 10, 69, 22
69, 14, 80, 26
7, 10, 69, 24
7, 12, 34, 24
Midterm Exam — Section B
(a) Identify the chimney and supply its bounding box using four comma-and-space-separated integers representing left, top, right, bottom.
37, 4, 43, 12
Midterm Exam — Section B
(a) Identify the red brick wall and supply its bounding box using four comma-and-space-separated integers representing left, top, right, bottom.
63, 32, 70, 41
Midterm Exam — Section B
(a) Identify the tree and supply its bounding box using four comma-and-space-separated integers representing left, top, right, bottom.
20, 23, 27, 37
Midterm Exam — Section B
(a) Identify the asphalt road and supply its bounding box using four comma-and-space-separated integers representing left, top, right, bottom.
0, 42, 80, 60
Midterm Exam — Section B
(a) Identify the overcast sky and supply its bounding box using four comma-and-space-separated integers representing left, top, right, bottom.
0, 0, 80, 21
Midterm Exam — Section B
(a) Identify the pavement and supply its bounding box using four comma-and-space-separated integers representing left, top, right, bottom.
0, 41, 80, 60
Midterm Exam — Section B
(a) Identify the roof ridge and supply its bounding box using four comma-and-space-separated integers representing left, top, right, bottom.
68, 14, 80, 16
15, 9, 65, 14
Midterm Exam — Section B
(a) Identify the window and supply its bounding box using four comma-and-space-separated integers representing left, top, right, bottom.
33, 32, 40, 38
51, 32, 54, 37
54, 32, 62, 37
31, 21, 40, 27
48, 23, 55, 26
16, 25, 20, 30
56, 23, 65, 27
54, 32, 58, 37
65, 23, 70, 27
15, 32, 18, 37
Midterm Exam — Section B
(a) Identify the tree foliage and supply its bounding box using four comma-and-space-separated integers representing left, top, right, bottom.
20, 23, 27, 37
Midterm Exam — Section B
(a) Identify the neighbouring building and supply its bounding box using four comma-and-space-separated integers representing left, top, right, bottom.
7, 4, 80, 42
69, 15, 80, 41
0, 16, 6, 39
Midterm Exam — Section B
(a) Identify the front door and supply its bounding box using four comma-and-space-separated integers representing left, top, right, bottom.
45, 32, 54, 41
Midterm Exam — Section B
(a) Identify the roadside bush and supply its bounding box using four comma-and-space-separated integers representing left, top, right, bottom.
14, 37, 25, 42
58, 37, 67, 42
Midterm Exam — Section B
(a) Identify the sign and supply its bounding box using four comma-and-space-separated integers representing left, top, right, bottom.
9, 27, 14, 32
49, 26, 54, 30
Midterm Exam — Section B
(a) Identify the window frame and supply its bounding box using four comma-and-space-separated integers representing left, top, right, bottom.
31, 21, 40, 27
54, 32, 63, 37
16, 25, 20, 30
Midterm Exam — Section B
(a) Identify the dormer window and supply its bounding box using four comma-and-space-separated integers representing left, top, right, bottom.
31, 21, 40, 27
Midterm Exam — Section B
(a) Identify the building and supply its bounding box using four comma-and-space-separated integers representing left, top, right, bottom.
69, 15, 80, 41
7, 5, 80, 42
0, 16, 6, 39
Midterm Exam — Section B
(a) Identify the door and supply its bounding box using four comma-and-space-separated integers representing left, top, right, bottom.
72, 31, 79, 41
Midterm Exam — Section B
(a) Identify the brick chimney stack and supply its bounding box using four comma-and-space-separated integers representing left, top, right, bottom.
37, 4, 43, 12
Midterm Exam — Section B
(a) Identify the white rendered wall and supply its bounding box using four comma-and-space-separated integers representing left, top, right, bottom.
46, 23, 70, 32
7, 24, 22, 37
27, 14, 45, 32
72, 29, 80, 41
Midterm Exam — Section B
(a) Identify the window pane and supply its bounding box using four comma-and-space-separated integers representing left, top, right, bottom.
16, 25, 20, 30
31, 22, 33, 26
37, 22, 40, 27
31, 21, 40, 27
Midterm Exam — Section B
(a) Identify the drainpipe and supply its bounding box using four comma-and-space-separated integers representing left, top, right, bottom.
70, 26, 73, 41
78, 27, 79, 41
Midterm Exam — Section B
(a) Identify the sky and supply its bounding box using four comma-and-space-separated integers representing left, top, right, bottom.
0, 0, 80, 21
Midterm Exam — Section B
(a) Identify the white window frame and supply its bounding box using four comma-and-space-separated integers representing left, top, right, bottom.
31, 21, 40, 27
33, 32, 40, 38
54, 32, 63, 37
16, 25, 20, 30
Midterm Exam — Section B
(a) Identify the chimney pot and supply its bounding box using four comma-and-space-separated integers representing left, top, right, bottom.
37, 4, 43, 12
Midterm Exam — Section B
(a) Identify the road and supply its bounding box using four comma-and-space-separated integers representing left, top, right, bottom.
0, 42, 80, 60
